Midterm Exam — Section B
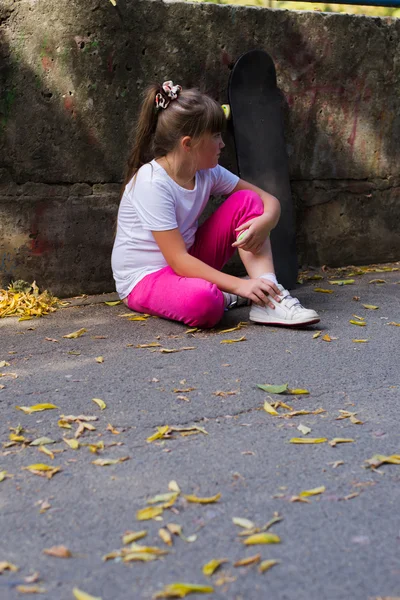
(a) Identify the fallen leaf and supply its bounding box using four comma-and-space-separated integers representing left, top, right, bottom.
63, 328, 87, 339
16, 584, 46, 593
23, 573, 40, 584
290, 438, 327, 444
329, 460, 344, 468
92, 398, 106, 410
232, 517, 255, 530
22, 464, 61, 479
365, 454, 400, 469
349, 320, 366, 326
16, 403, 59, 414
159, 528, 173, 546
353, 339, 369, 343
30, 437, 55, 446
312, 331, 321, 339
153, 583, 214, 598
329, 279, 355, 285
313, 288, 334, 294
283, 409, 325, 419
136, 506, 164, 521
259, 559, 280, 573
0, 561, 19, 573
39, 446, 55, 460
147, 492, 179, 505
128, 316, 150, 321
329, 438, 355, 447
122, 531, 147, 544
220, 336, 247, 344
299, 486, 326, 497
213, 390, 237, 397
43, 545, 72, 558
0, 360, 10, 368
297, 424, 311, 435
184, 492, 221, 504
0, 470, 12, 482
287, 388, 310, 395
58, 419, 72, 429
263, 399, 279, 416
369, 279, 386, 284
217, 322, 247, 334
63, 438, 80, 450
233, 554, 261, 567
243, 533, 281, 545
177, 395, 190, 402
92, 457, 129, 466
104, 300, 121, 306
75, 422, 96, 438
155, 347, 196, 353
322, 334, 332, 342
185, 328, 198, 334
95, 356, 104, 364
39, 500, 51, 513
202, 559, 228, 576
387, 322, 400, 327
362, 304, 378, 310
343, 492, 360, 500
257, 383, 288, 394
168, 480, 181, 493
173, 387, 196, 393
72, 589, 102, 600
107, 423, 120, 434
147, 425, 170, 442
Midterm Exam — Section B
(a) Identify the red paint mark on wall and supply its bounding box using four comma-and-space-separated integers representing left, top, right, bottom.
29, 203, 53, 256
41, 56, 54, 72
64, 95, 77, 119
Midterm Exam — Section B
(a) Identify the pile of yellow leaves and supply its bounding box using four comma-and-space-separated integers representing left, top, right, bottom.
0, 280, 60, 320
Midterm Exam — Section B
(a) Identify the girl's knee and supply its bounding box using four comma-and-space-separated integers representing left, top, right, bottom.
188, 283, 224, 329
228, 189, 264, 215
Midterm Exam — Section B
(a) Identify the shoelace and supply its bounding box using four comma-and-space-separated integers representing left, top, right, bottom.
279, 288, 303, 309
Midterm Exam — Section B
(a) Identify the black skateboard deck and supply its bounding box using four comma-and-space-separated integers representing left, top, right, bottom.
228, 49, 297, 290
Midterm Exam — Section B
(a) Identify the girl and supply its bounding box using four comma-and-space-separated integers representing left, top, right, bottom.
112, 81, 319, 329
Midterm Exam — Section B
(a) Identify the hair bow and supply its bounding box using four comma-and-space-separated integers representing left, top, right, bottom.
155, 80, 182, 109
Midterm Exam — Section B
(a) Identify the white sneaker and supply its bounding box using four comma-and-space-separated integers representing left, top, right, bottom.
249, 284, 320, 327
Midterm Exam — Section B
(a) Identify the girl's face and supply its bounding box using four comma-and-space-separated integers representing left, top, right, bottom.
194, 132, 225, 170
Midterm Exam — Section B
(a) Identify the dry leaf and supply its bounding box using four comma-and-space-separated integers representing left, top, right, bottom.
30, 437, 55, 446
64, 438, 80, 450
136, 506, 164, 521
365, 454, 400, 469
75, 422, 96, 438
353, 339, 369, 343
22, 464, 61, 479
177, 395, 190, 402
173, 387, 196, 393
92, 457, 129, 466
92, 398, 106, 410
159, 528, 173, 546
153, 583, 214, 598
232, 517, 255, 530
257, 383, 288, 394
155, 347, 196, 353
16, 403, 59, 414
259, 559, 280, 573
63, 328, 87, 339
343, 492, 360, 501
233, 554, 261, 567
369, 279, 386, 284
95, 356, 104, 364
328, 279, 355, 285
312, 331, 321, 339
213, 390, 237, 397
362, 304, 378, 310
39, 446, 55, 460
288, 388, 310, 395
147, 492, 179, 505
72, 589, 102, 600
387, 322, 400, 327
0, 561, 19, 573
107, 423, 120, 434
147, 425, 170, 442
39, 500, 51, 513
313, 288, 334, 294
122, 531, 147, 545
184, 492, 221, 504
243, 533, 281, 545
168, 480, 180, 493
15, 584, 46, 593
299, 486, 325, 497
104, 300, 121, 306
322, 334, 332, 342
58, 419, 72, 429
263, 399, 279, 416
61, 415, 98, 423
217, 322, 247, 334
43, 545, 72, 558
220, 336, 246, 344
290, 438, 327, 444
349, 320, 366, 326
329, 460, 344, 468
329, 438, 355, 447
297, 424, 311, 435
0, 470, 12, 482
185, 328, 198, 334
202, 559, 228, 576
0, 360, 10, 368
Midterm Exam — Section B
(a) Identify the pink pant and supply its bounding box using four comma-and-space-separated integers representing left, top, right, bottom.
126, 190, 264, 328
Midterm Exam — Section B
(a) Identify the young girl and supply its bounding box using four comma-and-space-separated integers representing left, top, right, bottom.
112, 81, 319, 329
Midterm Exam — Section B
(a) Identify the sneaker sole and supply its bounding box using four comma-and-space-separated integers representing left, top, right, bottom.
250, 314, 320, 327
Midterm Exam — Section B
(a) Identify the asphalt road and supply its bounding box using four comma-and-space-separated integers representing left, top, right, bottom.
0, 265, 399, 600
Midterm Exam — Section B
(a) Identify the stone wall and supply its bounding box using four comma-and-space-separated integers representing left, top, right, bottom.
0, 0, 399, 296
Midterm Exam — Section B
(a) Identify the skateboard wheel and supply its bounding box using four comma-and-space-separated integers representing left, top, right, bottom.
221, 104, 231, 120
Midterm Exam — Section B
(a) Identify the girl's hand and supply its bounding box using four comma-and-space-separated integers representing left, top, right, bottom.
232, 214, 272, 254
235, 277, 281, 308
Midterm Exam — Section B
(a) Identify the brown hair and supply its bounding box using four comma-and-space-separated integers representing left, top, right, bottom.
122, 83, 226, 187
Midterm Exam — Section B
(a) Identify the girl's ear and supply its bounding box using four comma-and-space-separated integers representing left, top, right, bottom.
181, 136, 192, 152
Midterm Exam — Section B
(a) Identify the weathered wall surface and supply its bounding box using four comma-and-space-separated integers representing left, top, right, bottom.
0, 0, 399, 296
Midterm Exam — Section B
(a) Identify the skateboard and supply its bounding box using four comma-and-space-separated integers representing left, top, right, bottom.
227, 49, 298, 290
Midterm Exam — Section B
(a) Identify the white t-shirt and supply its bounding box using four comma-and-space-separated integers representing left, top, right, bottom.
111, 160, 239, 298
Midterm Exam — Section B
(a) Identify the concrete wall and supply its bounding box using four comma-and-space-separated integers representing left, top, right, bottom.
0, 0, 399, 296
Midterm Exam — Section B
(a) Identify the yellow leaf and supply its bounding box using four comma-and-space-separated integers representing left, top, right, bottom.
30, 437, 55, 446
122, 552, 158, 562
107, 423, 120, 434
365, 454, 400, 468
16, 584, 47, 593
128, 316, 149, 321
220, 336, 246, 344
104, 300, 121, 306
136, 506, 164, 521
329, 438, 355, 447
287, 388, 310, 395
147, 425, 170, 443
95, 356, 104, 363
263, 400, 279, 416
43, 545, 72, 558
16, 403, 59, 414
313, 288, 334, 294
0, 471, 11, 482
369, 279, 386, 284
352, 339, 369, 343
232, 517, 255, 530
388, 322, 400, 327
349, 320, 366, 326
137, 342, 162, 348
92, 457, 129, 466
109, 0, 117, 7
73, 588, 102, 600
39, 445, 55, 460
328, 279, 355, 285
362, 304, 378, 310
299, 486, 326, 497
322, 334, 332, 342
290, 438, 327, 444
159, 528, 173, 546
185, 328, 198, 334
64, 438, 80, 450
184, 492, 221, 504
243, 533, 281, 545
147, 492, 179, 505
63, 328, 87, 339
234, 554, 261, 567
58, 419, 72, 429
168, 480, 181, 493
153, 583, 214, 598
23, 463, 55, 472
217, 322, 247, 334
0, 561, 19, 573
92, 398, 106, 410
22, 464, 60, 479
259, 559, 280, 573
122, 531, 147, 545
202, 558, 228, 576
312, 331, 321, 339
